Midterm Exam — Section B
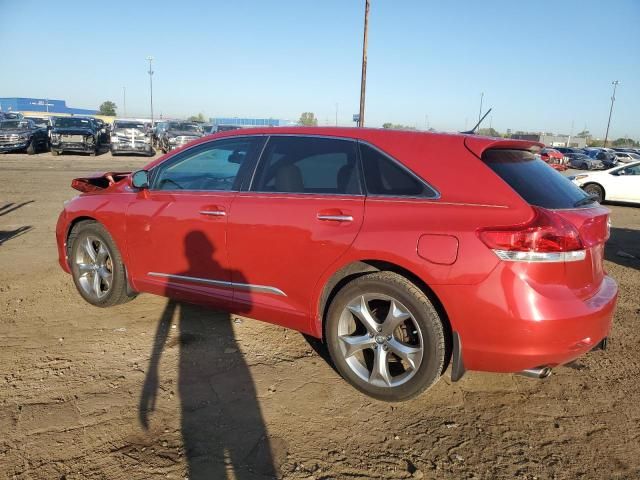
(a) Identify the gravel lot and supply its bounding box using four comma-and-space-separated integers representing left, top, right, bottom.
1, 151, 639, 480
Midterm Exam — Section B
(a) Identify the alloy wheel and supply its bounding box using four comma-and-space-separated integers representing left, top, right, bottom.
74, 235, 113, 300
337, 294, 424, 388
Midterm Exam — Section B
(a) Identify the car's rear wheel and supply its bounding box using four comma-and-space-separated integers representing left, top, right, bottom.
325, 271, 445, 401
581, 162, 588, 170
584, 183, 604, 203
69, 221, 136, 307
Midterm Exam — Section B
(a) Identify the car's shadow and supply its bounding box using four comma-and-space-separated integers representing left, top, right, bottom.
139, 231, 278, 479
605, 226, 640, 270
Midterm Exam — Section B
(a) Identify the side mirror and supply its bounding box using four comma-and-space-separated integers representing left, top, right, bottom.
131, 170, 150, 189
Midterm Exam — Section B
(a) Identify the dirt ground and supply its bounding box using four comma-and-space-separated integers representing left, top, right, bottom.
1, 151, 639, 480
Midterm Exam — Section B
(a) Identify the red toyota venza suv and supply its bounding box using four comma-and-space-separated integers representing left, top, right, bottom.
56, 127, 617, 401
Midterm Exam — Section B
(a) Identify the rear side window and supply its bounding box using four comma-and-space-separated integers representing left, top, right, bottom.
252, 136, 361, 194
359, 143, 437, 197
483, 149, 591, 209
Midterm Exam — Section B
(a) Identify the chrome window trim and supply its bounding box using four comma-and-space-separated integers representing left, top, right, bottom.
147, 272, 287, 296
358, 140, 441, 200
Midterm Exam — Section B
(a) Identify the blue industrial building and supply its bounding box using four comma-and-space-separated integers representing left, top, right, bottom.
210, 117, 296, 127
0, 97, 97, 115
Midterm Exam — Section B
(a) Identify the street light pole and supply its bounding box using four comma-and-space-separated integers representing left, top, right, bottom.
603, 80, 619, 148
147, 56, 155, 126
123, 86, 126, 117
358, 0, 370, 128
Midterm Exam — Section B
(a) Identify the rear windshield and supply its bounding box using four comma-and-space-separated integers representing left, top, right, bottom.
483, 149, 593, 209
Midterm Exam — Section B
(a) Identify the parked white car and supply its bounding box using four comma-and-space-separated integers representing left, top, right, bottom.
571, 161, 640, 205
613, 152, 640, 164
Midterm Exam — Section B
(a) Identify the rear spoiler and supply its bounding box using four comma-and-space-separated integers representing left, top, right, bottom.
71, 171, 131, 193
464, 136, 543, 159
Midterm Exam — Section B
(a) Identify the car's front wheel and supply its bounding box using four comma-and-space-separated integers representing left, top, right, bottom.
325, 271, 445, 401
26, 139, 36, 155
69, 221, 136, 307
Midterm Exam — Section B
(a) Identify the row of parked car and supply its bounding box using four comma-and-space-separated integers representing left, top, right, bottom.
0, 112, 240, 157
540, 145, 640, 171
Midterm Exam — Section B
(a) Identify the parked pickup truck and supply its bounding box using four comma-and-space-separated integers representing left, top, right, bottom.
50, 117, 101, 156
110, 120, 154, 156
0, 119, 49, 154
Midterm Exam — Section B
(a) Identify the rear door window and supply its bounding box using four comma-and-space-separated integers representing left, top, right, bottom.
251, 136, 361, 194
483, 149, 592, 209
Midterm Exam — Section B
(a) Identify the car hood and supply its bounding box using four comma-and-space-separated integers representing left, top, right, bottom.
53, 127, 95, 135
167, 130, 202, 137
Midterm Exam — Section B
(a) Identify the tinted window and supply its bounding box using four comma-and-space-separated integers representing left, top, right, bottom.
484, 149, 591, 208
252, 136, 360, 194
618, 164, 640, 176
359, 143, 436, 197
152, 137, 260, 191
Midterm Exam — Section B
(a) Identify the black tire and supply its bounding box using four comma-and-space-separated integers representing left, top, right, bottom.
584, 183, 604, 203
68, 221, 137, 307
26, 139, 36, 155
325, 271, 445, 402
51, 149, 59, 156
581, 163, 588, 170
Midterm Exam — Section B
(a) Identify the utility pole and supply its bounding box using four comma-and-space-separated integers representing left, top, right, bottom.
335, 103, 339, 126
147, 56, 155, 126
358, 0, 370, 128
603, 80, 619, 148
478, 92, 484, 125
123, 86, 127, 117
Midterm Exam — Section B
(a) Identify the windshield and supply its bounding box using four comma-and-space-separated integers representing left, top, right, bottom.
0, 121, 30, 130
114, 121, 146, 129
169, 123, 201, 133
53, 117, 93, 128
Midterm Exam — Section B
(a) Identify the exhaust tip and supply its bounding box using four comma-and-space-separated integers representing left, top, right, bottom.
518, 367, 552, 379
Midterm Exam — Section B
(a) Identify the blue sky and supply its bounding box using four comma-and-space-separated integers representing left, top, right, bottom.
1, 0, 639, 138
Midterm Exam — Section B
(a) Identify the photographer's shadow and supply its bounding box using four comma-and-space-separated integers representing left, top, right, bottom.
139, 231, 277, 479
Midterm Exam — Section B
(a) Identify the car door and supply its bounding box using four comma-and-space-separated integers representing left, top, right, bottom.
126, 136, 265, 309
614, 163, 640, 202
226, 135, 365, 332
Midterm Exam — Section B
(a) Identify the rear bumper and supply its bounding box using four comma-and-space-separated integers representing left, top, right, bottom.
437, 273, 617, 373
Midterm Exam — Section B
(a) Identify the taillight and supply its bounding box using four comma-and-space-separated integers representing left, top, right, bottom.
478, 207, 586, 262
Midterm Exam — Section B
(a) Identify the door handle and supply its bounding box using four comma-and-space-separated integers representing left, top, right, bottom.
200, 210, 226, 216
317, 214, 353, 222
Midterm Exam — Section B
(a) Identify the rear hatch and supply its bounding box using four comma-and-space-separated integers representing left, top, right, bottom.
479, 148, 610, 300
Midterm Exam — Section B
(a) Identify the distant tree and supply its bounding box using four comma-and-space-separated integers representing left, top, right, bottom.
98, 101, 117, 116
576, 130, 591, 138
381, 123, 415, 130
587, 139, 604, 147
298, 112, 318, 126
188, 113, 206, 122
478, 127, 501, 137
612, 137, 639, 147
